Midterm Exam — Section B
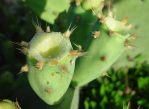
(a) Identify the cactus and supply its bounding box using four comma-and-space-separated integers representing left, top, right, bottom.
72, 14, 131, 86
26, 0, 70, 24
1, 0, 147, 109
25, 29, 79, 105
0, 99, 21, 109
81, 0, 104, 10
23, 0, 133, 106
113, 0, 149, 68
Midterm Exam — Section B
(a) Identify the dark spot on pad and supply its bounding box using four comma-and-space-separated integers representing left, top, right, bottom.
47, 81, 49, 85
100, 56, 106, 61
45, 88, 51, 94
127, 55, 134, 61
140, 0, 145, 2
60, 64, 68, 73
75, 16, 81, 23
52, 11, 58, 16
51, 73, 55, 76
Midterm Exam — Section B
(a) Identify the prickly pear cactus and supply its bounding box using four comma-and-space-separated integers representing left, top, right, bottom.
111, 0, 149, 68
26, 0, 70, 24
81, 0, 104, 10
25, 29, 78, 105
72, 14, 132, 87
0, 99, 21, 109
1, 0, 143, 108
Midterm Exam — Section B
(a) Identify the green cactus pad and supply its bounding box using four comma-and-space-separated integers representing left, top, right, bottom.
72, 27, 130, 87
26, 0, 70, 24
0, 99, 20, 109
27, 32, 77, 105
102, 16, 130, 34
67, 6, 97, 48
81, 0, 104, 10
113, 0, 149, 67
28, 32, 72, 61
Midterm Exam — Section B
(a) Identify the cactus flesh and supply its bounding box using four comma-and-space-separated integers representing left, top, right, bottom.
27, 31, 77, 105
